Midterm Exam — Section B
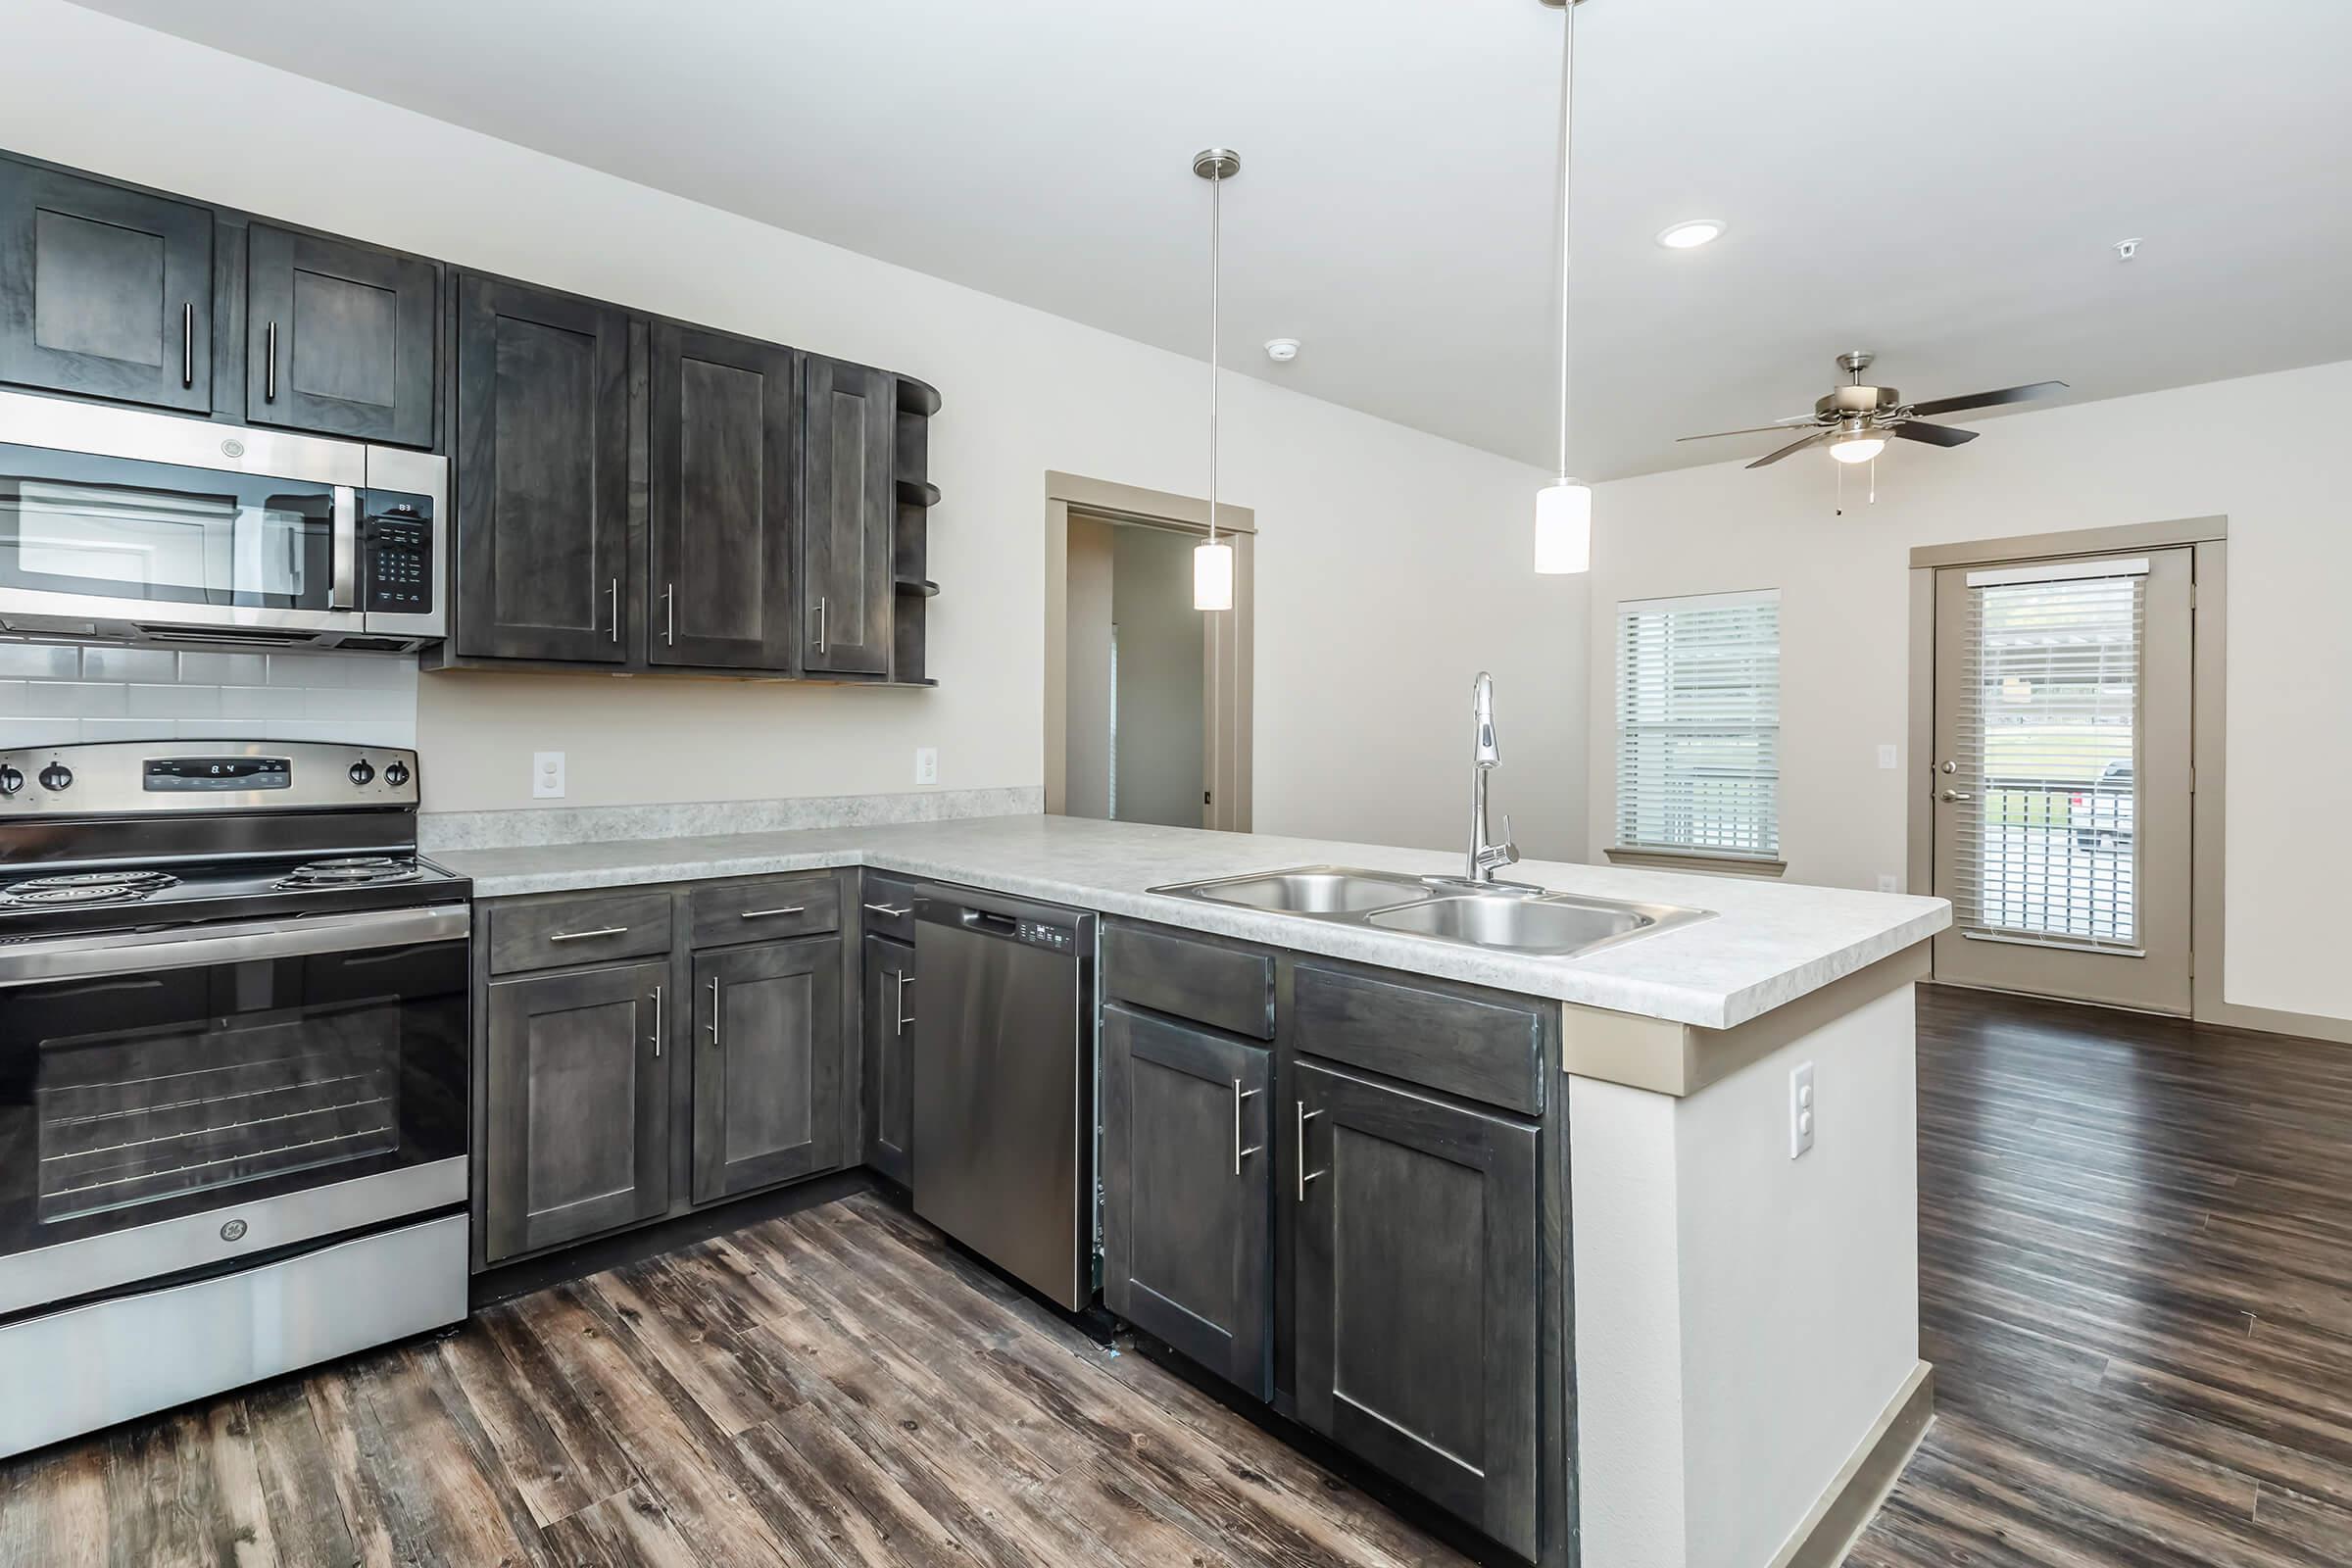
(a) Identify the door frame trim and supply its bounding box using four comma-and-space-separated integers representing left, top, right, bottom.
1043, 471, 1254, 831
1907, 517, 2345, 1044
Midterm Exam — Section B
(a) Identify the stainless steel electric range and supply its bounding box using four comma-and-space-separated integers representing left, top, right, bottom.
0, 738, 469, 1458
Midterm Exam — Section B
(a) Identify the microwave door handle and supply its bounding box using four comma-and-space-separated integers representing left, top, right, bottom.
328, 485, 360, 612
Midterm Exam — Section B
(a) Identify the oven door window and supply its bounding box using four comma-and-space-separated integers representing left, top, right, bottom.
0, 443, 336, 612
0, 939, 465, 1260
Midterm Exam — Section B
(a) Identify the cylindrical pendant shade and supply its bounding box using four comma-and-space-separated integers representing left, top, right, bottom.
1194, 539, 1235, 611
1534, 481, 1592, 575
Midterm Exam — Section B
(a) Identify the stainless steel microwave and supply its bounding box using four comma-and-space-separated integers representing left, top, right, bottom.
0, 390, 445, 652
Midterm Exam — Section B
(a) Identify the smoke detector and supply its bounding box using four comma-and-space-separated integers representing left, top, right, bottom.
2113, 237, 2142, 262
1263, 337, 1300, 364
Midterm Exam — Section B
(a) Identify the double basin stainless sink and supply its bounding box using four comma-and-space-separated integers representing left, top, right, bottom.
1147, 865, 1713, 959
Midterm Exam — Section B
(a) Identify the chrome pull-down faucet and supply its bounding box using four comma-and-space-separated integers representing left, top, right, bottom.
1468, 671, 1521, 885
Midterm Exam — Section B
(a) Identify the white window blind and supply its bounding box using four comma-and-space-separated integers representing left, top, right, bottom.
1951, 565, 2142, 949
1616, 590, 1781, 858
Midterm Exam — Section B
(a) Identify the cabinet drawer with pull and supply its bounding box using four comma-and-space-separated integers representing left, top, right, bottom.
858, 872, 920, 943
687, 873, 840, 948
487, 891, 674, 975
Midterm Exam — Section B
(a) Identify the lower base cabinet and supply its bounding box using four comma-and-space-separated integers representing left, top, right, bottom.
1293, 1057, 1542, 1560
861, 933, 915, 1185
1101, 1001, 1274, 1397
692, 938, 846, 1203
482, 960, 671, 1263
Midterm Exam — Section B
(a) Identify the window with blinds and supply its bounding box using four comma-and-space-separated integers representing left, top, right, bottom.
1951, 561, 2143, 948
1616, 590, 1781, 858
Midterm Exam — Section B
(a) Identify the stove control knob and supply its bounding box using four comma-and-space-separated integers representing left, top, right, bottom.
0, 765, 21, 797
348, 760, 375, 786
37, 763, 72, 793
383, 760, 411, 787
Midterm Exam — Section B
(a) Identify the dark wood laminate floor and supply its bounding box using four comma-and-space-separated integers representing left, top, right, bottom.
1849, 985, 2352, 1567
0, 1190, 1475, 1567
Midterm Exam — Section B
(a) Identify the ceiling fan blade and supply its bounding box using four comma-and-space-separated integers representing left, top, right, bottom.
1890, 420, 1980, 448
1678, 420, 1820, 443
1746, 430, 1834, 468
1909, 380, 2068, 417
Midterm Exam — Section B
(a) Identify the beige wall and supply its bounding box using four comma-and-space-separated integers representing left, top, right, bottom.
1, 1, 1589, 862
1585, 359, 2352, 1023
1062, 517, 1114, 820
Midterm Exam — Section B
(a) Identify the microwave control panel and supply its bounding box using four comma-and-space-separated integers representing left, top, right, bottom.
364, 490, 435, 615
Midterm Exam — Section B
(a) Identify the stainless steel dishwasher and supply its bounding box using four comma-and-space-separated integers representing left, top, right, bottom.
912, 884, 1096, 1310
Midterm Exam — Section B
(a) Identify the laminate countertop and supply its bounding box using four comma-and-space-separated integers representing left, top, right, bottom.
437, 814, 1947, 1030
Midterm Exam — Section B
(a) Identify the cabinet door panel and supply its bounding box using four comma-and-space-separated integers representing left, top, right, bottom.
0, 163, 213, 412
1293, 1057, 1540, 1558
1102, 1002, 1272, 1396
861, 934, 914, 1185
483, 961, 669, 1263
454, 275, 630, 662
247, 224, 435, 445
651, 325, 798, 668
693, 938, 845, 1202
800, 356, 892, 674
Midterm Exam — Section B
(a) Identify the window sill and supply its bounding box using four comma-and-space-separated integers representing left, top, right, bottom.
1605, 846, 1788, 878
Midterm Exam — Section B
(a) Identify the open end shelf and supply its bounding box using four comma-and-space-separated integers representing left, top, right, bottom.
894, 577, 940, 598
895, 478, 941, 508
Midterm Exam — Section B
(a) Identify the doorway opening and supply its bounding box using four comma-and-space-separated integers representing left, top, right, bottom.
1044, 472, 1252, 832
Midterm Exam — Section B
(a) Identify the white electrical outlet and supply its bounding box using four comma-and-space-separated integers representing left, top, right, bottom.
914, 747, 939, 786
532, 751, 566, 800
1877, 873, 1899, 895
1789, 1061, 1816, 1159
1877, 744, 1899, 770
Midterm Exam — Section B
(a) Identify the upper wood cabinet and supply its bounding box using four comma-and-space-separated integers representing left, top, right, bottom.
649, 324, 799, 670
801, 356, 894, 675
245, 224, 436, 446
453, 275, 632, 662
0, 163, 213, 414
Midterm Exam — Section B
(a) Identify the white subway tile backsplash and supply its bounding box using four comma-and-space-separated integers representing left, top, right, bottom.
5, 720, 77, 747
0, 645, 417, 753
78, 719, 164, 743
80, 647, 178, 683
130, 683, 215, 718
175, 652, 269, 686
220, 686, 308, 721
24, 681, 127, 717
0, 645, 80, 680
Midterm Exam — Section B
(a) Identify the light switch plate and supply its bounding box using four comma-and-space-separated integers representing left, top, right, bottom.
914, 747, 939, 786
1877, 744, 1899, 770
532, 751, 566, 799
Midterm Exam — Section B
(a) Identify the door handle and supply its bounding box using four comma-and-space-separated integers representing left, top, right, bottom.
649, 984, 663, 1058
1233, 1080, 1262, 1175
181, 303, 194, 388
708, 975, 721, 1046
894, 969, 914, 1033
1939, 789, 1974, 803
662, 583, 674, 646
813, 596, 828, 654
265, 320, 278, 402
1295, 1101, 1325, 1200
610, 578, 620, 643
327, 486, 360, 611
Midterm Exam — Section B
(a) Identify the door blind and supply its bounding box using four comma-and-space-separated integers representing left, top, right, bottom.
1952, 566, 2142, 948
1616, 591, 1780, 858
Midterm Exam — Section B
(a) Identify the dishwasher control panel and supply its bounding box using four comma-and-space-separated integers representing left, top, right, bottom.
1018, 919, 1076, 953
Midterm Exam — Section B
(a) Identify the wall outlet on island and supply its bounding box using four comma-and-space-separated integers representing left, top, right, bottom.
914, 747, 939, 787
1788, 1061, 1816, 1159
532, 752, 566, 800
1877, 873, 1898, 895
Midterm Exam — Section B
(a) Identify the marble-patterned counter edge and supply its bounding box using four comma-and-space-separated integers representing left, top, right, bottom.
439, 814, 1951, 1030
419, 785, 1044, 853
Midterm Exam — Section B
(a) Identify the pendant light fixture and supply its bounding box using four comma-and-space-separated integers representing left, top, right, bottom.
1192, 147, 1239, 612
1534, 0, 1592, 575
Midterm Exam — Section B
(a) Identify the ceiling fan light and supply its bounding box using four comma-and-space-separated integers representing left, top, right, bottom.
1829, 430, 1886, 466
1535, 480, 1592, 574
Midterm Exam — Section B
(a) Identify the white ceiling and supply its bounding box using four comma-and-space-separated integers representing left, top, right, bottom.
67, 0, 2352, 477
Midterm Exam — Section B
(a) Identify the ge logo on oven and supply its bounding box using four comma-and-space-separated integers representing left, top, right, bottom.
220, 1219, 249, 1243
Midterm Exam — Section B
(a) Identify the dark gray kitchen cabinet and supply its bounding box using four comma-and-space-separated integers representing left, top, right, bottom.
0, 162, 213, 413
861, 933, 915, 1185
245, 224, 436, 445
801, 356, 894, 675
1292, 1056, 1542, 1560
1102, 1001, 1274, 1397
691, 938, 846, 1203
650, 324, 799, 669
482, 960, 671, 1264
453, 274, 631, 662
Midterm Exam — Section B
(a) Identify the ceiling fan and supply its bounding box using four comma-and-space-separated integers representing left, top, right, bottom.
1681, 352, 2068, 469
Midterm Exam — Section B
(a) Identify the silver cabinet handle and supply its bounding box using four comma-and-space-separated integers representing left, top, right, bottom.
894, 969, 914, 1032
662, 583, 674, 646
265, 320, 277, 402
181, 302, 194, 388
1940, 789, 1974, 803
863, 902, 911, 918
548, 925, 628, 944
649, 983, 663, 1058
708, 974, 721, 1045
814, 596, 827, 653
610, 577, 619, 643
737, 905, 807, 921
1233, 1080, 1262, 1175
1296, 1101, 1325, 1200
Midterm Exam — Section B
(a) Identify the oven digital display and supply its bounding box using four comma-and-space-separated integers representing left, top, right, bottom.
143, 758, 293, 792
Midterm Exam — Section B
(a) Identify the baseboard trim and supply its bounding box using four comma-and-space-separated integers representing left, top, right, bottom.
1767, 1360, 1934, 1568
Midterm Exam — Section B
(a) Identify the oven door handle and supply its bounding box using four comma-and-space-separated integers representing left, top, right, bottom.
0, 904, 471, 988
328, 484, 362, 612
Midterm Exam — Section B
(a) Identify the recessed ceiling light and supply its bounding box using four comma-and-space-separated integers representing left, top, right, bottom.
1655, 219, 1727, 250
